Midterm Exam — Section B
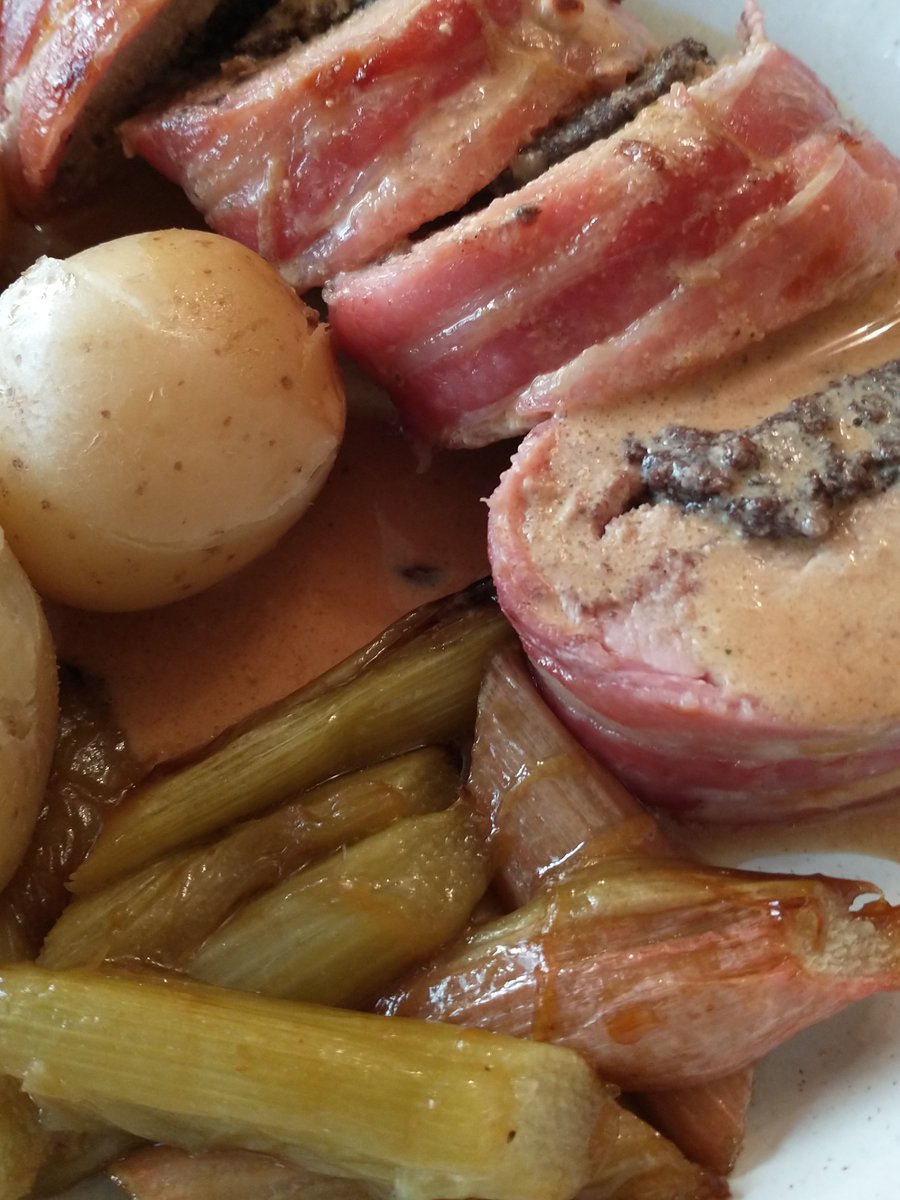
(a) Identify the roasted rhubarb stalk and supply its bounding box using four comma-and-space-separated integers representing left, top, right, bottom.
487, 350, 900, 822
70, 581, 512, 893
41, 747, 460, 971
0, 667, 141, 958
383, 853, 900, 1090
108, 1144, 374, 1200
465, 648, 749, 1173
186, 804, 490, 1005
107, 1134, 726, 1200
0, 964, 608, 1200
0, 1076, 46, 1200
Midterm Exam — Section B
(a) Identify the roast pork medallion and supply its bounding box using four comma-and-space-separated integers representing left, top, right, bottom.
327, 8, 900, 447
120, 0, 658, 288
487, 357, 900, 822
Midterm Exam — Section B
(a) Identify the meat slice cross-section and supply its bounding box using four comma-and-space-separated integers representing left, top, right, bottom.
121, 0, 658, 290
487, 348, 900, 822
326, 8, 900, 446
0, 0, 250, 209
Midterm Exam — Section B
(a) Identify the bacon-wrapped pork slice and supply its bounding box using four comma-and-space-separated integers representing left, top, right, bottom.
487, 354, 900, 821
326, 8, 900, 446
467, 648, 751, 1175
0, 0, 245, 209
120, 0, 658, 290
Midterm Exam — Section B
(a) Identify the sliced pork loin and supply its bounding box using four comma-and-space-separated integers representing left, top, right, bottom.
326, 5, 900, 447
487, 346, 900, 823
0, 0, 270, 210
119, 0, 658, 291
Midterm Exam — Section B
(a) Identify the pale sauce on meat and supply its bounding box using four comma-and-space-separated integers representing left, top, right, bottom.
531, 266, 900, 730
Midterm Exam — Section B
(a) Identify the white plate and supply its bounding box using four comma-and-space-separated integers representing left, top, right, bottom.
53, 2, 900, 1198
626, 6, 900, 1197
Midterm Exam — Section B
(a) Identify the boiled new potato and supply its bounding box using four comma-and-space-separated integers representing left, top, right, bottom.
0, 533, 57, 891
0, 229, 345, 610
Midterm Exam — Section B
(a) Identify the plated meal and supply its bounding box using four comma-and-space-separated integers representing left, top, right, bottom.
0, 0, 898, 1198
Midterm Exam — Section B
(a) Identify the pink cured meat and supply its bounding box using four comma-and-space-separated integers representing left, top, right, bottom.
326, 16, 900, 446
0, 0, 225, 209
486, 360, 900, 822
120, 0, 657, 291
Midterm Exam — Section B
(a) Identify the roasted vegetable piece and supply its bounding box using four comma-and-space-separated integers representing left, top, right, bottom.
594, 1107, 726, 1200
31, 1129, 141, 1199
0, 964, 607, 1200
70, 581, 511, 893
108, 1144, 374, 1200
0, 1076, 45, 1200
466, 648, 672, 902
120, 0, 658, 290
0, 667, 141, 958
634, 1073, 754, 1182
41, 747, 460, 970
106, 1120, 727, 1200
384, 851, 900, 1088
187, 803, 489, 1005
465, 648, 750, 1173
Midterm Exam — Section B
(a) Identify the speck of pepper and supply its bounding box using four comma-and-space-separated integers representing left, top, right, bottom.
398, 563, 443, 587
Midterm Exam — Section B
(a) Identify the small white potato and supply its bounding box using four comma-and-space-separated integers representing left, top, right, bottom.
0, 229, 345, 610
0, 532, 57, 891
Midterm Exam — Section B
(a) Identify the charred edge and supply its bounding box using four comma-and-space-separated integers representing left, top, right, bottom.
624, 359, 900, 540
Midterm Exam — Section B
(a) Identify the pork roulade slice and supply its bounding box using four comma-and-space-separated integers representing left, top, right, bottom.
487, 340, 900, 822
326, 6, 900, 446
120, 0, 657, 290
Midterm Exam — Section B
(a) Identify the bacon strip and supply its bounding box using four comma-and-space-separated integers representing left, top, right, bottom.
326, 17, 900, 445
121, 0, 657, 290
0, 0, 227, 209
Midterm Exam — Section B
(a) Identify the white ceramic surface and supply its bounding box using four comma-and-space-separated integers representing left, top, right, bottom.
52, 2, 900, 1198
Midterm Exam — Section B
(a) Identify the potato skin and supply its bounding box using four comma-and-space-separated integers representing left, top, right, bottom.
0, 229, 346, 611
0, 534, 57, 891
